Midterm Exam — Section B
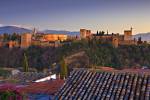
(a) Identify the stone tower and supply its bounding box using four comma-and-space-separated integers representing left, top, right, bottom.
32, 28, 37, 35
112, 37, 119, 48
80, 29, 91, 39
86, 30, 91, 38
124, 27, 132, 41
21, 33, 32, 48
80, 29, 87, 39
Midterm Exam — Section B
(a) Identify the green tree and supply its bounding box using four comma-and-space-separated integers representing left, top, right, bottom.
101, 31, 105, 35
3, 33, 11, 41
96, 31, 99, 35
0, 91, 15, 100
23, 52, 29, 72
11, 33, 17, 41
60, 57, 68, 79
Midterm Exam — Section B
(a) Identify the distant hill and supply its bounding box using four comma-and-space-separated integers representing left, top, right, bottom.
0, 26, 80, 36
43, 30, 69, 34
0, 26, 32, 34
43, 30, 80, 36
133, 32, 150, 42
69, 32, 80, 36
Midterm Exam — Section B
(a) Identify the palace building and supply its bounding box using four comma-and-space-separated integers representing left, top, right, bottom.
43, 34, 67, 42
91, 28, 137, 47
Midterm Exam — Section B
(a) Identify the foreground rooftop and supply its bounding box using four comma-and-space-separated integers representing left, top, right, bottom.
21, 79, 64, 95
0, 79, 64, 99
55, 69, 150, 100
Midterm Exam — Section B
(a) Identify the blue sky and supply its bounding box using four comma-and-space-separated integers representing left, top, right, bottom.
0, 0, 150, 34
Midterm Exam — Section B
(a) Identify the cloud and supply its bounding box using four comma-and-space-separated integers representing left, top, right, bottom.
10, 24, 22, 27
0, 24, 22, 28
0, 24, 3, 27
11, 24, 34, 29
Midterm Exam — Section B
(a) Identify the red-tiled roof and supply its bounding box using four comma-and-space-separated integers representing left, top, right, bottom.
0, 83, 24, 94
21, 79, 64, 95
0, 79, 64, 95
97, 66, 115, 71
56, 69, 150, 100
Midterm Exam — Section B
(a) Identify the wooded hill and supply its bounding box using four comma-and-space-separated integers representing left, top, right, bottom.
0, 39, 150, 71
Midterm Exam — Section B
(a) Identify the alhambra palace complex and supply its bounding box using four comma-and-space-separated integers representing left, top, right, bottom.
81, 27, 137, 48
0, 28, 140, 48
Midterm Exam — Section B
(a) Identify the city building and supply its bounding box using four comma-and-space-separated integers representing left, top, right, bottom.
86, 30, 91, 38
112, 37, 119, 48
80, 29, 91, 39
32, 28, 37, 35
21, 33, 32, 48
31, 33, 68, 47
119, 28, 137, 45
80, 29, 86, 39
124, 27, 132, 41
8, 41, 19, 48
43, 34, 67, 42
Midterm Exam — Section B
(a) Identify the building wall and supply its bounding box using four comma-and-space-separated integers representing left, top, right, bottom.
80, 29, 87, 39
86, 30, 91, 38
8, 41, 16, 48
112, 37, 119, 48
31, 40, 41, 46
43, 34, 67, 42
21, 33, 32, 48
124, 30, 132, 41
80, 29, 91, 39
119, 40, 137, 45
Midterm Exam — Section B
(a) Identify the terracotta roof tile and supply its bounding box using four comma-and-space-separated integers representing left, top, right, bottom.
55, 69, 150, 99
21, 79, 64, 95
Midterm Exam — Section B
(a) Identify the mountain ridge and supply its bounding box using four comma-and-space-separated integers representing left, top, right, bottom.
133, 32, 150, 42
0, 26, 80, 36
0, 26, 32, 34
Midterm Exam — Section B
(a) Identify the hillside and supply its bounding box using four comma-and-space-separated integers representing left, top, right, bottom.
0, 40, 150, 70
43, 30, 79, 36
65, 51, 89, 68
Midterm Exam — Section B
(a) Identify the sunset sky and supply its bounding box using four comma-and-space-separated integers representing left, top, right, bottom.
0, 0, 150, 34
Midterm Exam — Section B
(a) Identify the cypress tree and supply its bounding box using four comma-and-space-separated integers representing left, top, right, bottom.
60, 57, 68, 79
23, 52, 29, 72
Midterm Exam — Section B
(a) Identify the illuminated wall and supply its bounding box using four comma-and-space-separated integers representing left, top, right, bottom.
112, 37, 119, 48
43, 34, 67, 42
124, 29, 132, 41
80, 29, 91, 39
21, 33, 32, 48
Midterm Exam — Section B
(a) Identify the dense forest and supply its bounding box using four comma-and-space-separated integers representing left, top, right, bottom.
0, 39, 150, 71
